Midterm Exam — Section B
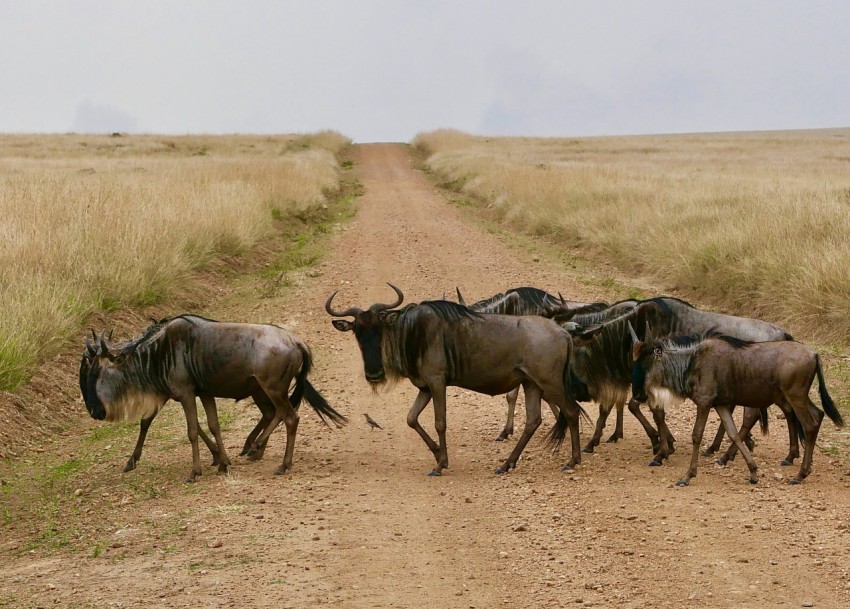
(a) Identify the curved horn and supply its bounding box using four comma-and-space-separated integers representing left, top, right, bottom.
325, 291, 362, 318
628, 321, 639, 344
369, 283, 404, 313
85, 336, 96, 356
98, 331, 110, 355
455, 287, 466, 305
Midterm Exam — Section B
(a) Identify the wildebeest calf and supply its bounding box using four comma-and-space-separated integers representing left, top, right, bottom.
632, 331, 844, 485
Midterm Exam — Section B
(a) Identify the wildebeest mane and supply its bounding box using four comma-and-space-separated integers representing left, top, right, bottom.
506, 286, 558, 308
419, 300, 484, 321
381, 301, 480, 385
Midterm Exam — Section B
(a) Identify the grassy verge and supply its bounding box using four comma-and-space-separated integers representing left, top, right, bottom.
413, 129, 850, 345
0, 158, 363, 560
0, 131, 349, 390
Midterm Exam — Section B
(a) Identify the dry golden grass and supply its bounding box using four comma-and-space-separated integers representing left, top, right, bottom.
414, 128, 850, 344
0, 131, 349, 389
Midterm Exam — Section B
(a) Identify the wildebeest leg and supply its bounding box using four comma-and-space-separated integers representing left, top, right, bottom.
244, 393, 276, 460
676, 403, 711, 486
606, 402, 625, 443
496, 381, 542, 474
405, 390, 440, 472
626, 399, 662, 453
497, 387, 520, 441
266, 388, 299, 476
199, 396, 231, 475
124, 415, 155, 473
788, 397, 823, 484
715, 404, 759, 484
701, 419, 727, 457
179, 396, 204, 483
778, 401, 800, 466
716, 406, 761, 465
583, 402, 614, 453
649, 406, 674, 466
430, 383, 450, 476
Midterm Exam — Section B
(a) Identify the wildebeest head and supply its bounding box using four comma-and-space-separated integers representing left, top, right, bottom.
80, 330, 118, 420
82, 330, 162, 422
326, 283, 405, 384
629, 322, 663, 402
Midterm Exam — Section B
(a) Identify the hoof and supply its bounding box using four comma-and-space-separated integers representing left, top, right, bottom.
122, 461, 137, 473
714, 458, 728, 466
428, 470, 442, 477
184, 476, 198, 484
675, 479, 689, 487
581, 446, 595, 454
217, 465, 230, 475
788, 478, 801, 485
700, 449, 716, 457
560, 464, 574, 472
494, 466, 508, 475
749, 477, 759, 485
495, 436, 506, 442
780, 459, 794, 466
273, 466, 289, 476
649, 460, 663, 467
605, 434, 621, 444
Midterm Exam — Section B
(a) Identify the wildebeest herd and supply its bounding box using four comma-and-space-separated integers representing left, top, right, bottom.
80, 285, 844, 486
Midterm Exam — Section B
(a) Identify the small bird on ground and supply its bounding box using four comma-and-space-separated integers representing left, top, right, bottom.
363, 413, 383, 430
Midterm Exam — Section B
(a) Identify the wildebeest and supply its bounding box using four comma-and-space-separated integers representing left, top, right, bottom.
456, 286, 600, 441
456, 286, 592, 316
82, 315, 346, 482
624, 297, 796, 464
81, 326, 220, 472
326, 283, 588, 475
499, 299, 645, 445
632, 331, 844, 485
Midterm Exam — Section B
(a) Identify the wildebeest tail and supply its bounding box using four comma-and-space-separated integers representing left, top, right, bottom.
815, 354, 844, 427
545, 356, 590, 450
759, 408, 769, 435
292, 345, 348, 428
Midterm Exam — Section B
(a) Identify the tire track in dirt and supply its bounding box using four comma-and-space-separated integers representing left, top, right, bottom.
2, 143, 848, 609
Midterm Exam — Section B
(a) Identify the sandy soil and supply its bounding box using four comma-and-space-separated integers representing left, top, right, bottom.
1, 144, 849, 609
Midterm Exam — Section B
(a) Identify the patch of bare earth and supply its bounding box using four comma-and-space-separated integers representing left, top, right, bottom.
2, 144, 849, 609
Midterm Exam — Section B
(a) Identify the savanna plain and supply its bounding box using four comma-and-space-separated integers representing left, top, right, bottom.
1, 130, 849, 609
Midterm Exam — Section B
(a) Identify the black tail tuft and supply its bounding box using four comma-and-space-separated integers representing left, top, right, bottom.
815, 354, 844, 427
293, 345, 348, 428
545, 412, 569, 451
546, 355, 590, 451
759, 408, 769, 435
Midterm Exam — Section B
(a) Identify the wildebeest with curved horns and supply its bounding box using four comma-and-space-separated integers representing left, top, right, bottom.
326, 283, 588, 475
632, 330, 844, 485
82, 315, 346, 482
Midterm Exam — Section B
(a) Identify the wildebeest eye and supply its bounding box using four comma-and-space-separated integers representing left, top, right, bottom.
653, 347, 662, 357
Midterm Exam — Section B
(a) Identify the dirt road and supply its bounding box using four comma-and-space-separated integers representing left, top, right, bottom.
1, 144, 849, 608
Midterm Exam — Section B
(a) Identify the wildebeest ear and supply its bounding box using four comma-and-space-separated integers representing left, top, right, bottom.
382, 311, 401, 325
631, 341, 645, 362
331, 320, 352, 332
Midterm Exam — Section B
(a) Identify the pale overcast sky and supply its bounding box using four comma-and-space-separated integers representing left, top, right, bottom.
1, 1, 848, 142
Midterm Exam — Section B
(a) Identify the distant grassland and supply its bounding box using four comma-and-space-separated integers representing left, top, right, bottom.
414, 129, 850, 345
0, 131, 349, 390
